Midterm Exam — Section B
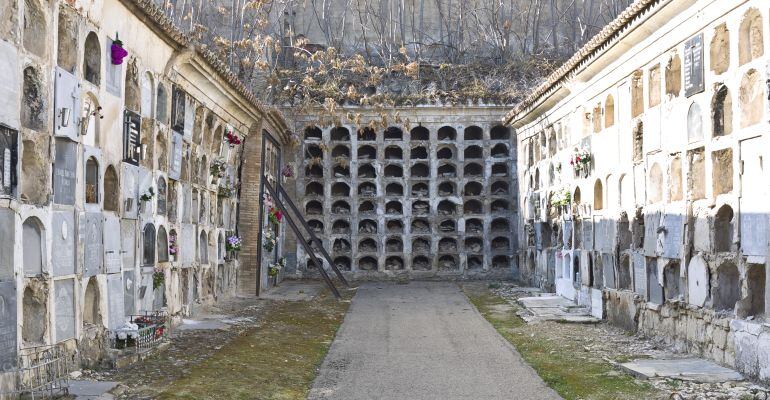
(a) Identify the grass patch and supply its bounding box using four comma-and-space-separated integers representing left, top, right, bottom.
462, 284, 661, 400
157, 291, 352, 400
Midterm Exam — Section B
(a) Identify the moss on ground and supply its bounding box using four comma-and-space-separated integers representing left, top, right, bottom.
462, 284, 663, 400
157, 291, 352, 400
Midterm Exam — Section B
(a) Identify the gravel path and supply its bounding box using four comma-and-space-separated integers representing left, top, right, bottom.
308, 281, 562, 400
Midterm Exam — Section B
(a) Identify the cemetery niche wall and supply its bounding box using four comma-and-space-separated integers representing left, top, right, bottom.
0, 0, 288, 388
507, 0, 770, 384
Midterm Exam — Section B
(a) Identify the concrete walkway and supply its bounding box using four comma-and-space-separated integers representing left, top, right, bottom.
308, 282, 562, 400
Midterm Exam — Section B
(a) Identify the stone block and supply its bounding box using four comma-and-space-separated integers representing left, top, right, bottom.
0, 40, 19, 129
52, 211, 76, 276
687, 254, 709, 307
54, 278, 76, 341
0, 281, 17, 370
81, 212, 103, 277
104, 215, 121, 273
106, 273, 125, 329
0, 208, 14, 281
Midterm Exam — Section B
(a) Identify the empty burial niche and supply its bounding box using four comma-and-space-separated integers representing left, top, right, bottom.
740, 69, 763, 127
331, 145, 350, 159
358, 164, 376, 178
385, 200, 403, 215
104, 166, 119, 212
593, 179, 604, 210
631, 70, 644, 118
385, 256, 404, 270
490, 126, 510, 140
386, 183, 403, 196
744, 264, 765, 317
491, 163, 508, 177
333, 238, 351, 253
738, 8, 764, 65
648, 163, 663, 204
464, 199, 483, 214
438, 255, 458, 271
386, 237, 403, 252
491, 218, 509, 232
304, 126, 322, 140
305, 181, 323, 197
308, 219, 324, 234
387, 219, 403, 233
465, 145, 482, 159
489, 144, 510, 160
358, 200, 375, 214
384, 164, 403, 178
83, 277, 101, 326
358, 182, 376, 197
492, 256, 509, 269
84, 32, 101, 85
410, 126, 429, 141
331, 182, 350, 197
358, 219, 377, 234
358, 145, 376, 160
465, 237, 483, 254
664, 261, 681, 301
491, 199, 510, 213
334, 257, 352, 271
384, 126, 403, 140
439, 181, 456, 196
438, 164, 456, 177
305, 144, 323, 159
617, 255, 632, 290
714, 262, 740, 312
57, 9, 77, 72
22, 284, 47, 344
412, 183, 429, 197
412, 237, 431, 253
358, 238, 377, 253
712, 84, 733, 136
464, 163, 483, 177
437, 200, 456, 215
358, 256, 378, 271
438, 238, 457, 253
330, 126, 350, 141
411, 218, 431, 233
411, 163, 429, 178
22, 66, 45, 130
438, 126, 457, 141
385, 146, 403, 160
711, 24, 730, 75
22, 217, 44, 276
466, 218, 483, 234
412, 200, 430, 215
491, 181, 509, 195
410, 146, 428, 160
464, 126, 483, 140
23, 0, 47, 57
331, 200, 350, 214
305, 200, 323, 215
439, 219, 456, 233
306, 164, 323, 178
714, 205, 734, 252
412, 256, 431, 270
437, 147, 453, 160
467, 255, 484, 269
712, 149, 733, 195
492, 237, 510, 252
463, 182, 481, 196
332, 219, 350, 234
358, 127, 376, 141
333, 163, 350, 177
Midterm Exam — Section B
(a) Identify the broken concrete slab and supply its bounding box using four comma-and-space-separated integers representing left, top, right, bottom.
176, 318, 229, 331
517, 295, 601, 324
69, 380, 119, 399
619, 358, 743, 382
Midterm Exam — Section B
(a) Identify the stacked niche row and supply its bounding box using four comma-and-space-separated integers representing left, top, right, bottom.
299, 124, 514, 273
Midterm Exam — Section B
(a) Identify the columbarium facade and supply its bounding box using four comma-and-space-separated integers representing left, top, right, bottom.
284, 107, 518, 279
508, 0, 770, 383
